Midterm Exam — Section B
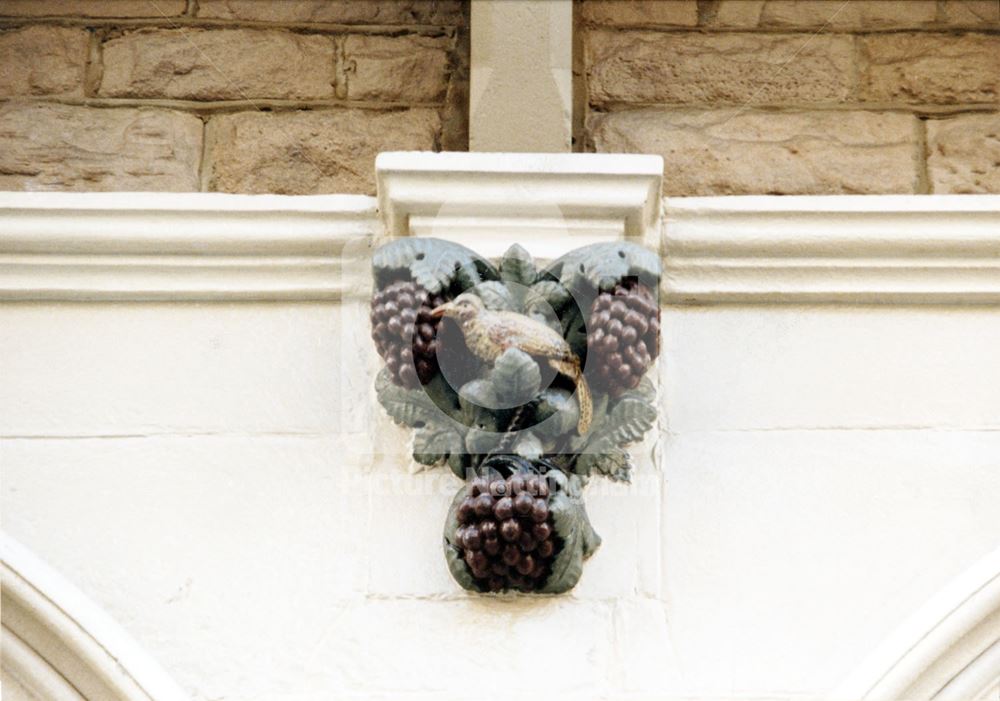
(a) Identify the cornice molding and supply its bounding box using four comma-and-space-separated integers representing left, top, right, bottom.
0, 192, 377, 301
375, 151, 664, 259
2, 186, 999, 306
663, 195, 1000, 304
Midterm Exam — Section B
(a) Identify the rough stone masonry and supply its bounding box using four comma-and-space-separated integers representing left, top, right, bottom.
582, 0, 1000, 195
1, 0, 998, 195
0, 0, 467, 194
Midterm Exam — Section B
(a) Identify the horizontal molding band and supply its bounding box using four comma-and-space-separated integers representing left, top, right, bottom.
3, 191, 1000, 304
0, 192, 377, 301
663, 195, 1000, 304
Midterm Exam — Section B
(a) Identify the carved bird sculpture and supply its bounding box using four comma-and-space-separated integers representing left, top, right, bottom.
432, 293, 592, 434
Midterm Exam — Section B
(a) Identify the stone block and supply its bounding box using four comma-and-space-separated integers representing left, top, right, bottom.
343, 34, 450, 102
940, 0, 1000, 25
0, 0, 186, 17
197, 0, 464, 25
0, 26, 88, 97
589, 108, 917, 195
859, 33, 1000, 104
582, 0, 698, 27
927, 113, 1000, 193
0, 103, 202, 191
204, 108, 439, 195
710, 0, 938, 28
587, 29, 855, 105
99, 28, 335, 100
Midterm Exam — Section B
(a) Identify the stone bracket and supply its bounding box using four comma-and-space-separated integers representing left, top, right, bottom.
375, 151, 664, 259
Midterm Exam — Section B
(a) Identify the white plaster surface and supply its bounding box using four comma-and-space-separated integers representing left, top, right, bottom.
2, 193, 1000, 700
3, 299, 999, 700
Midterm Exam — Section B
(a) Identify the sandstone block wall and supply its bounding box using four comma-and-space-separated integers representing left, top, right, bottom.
3, 1, 998, 197
0, 0, 467, 194
582, 0, 1000, 195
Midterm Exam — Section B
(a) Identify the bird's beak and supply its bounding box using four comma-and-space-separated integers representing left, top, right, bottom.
431, 302, 455, 318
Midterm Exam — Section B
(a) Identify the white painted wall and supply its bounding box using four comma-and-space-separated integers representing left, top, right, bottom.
2, 181, 999, 701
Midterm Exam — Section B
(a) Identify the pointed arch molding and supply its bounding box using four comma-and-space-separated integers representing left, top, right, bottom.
0, 535, 191, 701
837, 545, 1000, 701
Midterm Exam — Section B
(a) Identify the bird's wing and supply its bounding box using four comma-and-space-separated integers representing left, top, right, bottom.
490, 312, 571, 358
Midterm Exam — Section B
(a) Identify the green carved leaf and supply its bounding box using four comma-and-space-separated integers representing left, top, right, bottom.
576, 446, 633, 482
465, 427, 502, 456
491, 348, 541, 407
421, 373, 462, 419
473, 280, 515, 311
628, 375, 657, 404
569, 392, 655, 480
413, 422, 465, 467
375, 368, 444, 428
524, 280, 571, 334
544, 493, 583, 594
443, 485, 479, 592
605, 396, 657, 446
500, 244, 537, 286
448, 451, 471, 480
458, 379, 503, 430
526, 280, 572, 313
410, 257, 463, 296
546, 241, 661, 293
533, 388, 579, 438
542, 476, 602, 594
459, 378, 501, 411
590, 393, 610, 427
372, 238, 498, 294
513, 431, 544, 461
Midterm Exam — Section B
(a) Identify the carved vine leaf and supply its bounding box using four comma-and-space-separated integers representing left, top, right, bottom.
628, 375, 657, 404
500, 243, 537, 287
413, 422, 465, 467
605, 395, 658, 445
458, 379, 504, 425
572, 385, 656, 482
373, 238, 498, 294
473, 280, 516, 311
375, 368, 442, 429
562, 307, 589, 360
465, 426, 502, 456
513, 431, 544, 461
443, 486, 479, 590
576, 446, 633, 483
420, 373, 463, 420
525, 280, 572, 314
547, 241, 661, 293
542, 473, 602, 594
523, 280, 572, 334
532, 388, 579, 438
491, 348, 541, 407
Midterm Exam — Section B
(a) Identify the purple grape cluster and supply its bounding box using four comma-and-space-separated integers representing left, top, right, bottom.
587, 282, 660, 396
454, 472, 561, 592
370, 280, 447, 388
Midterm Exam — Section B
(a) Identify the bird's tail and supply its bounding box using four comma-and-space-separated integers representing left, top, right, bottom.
549, 358, 593, 435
